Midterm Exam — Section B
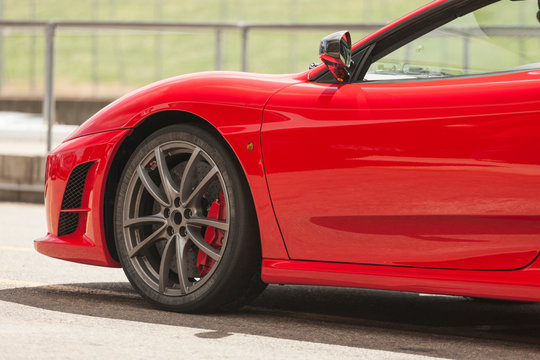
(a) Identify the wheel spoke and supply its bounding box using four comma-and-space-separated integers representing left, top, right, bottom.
186, 226, 221, 261
188, 216, 229, 231
123, 215, 166, 228
128, 224, 167, 258
179, 147, 200, 204
158, 236, 175, 294
174, 235, 189, 294
155, 146, 179, 203
183, 166, 218, 207
136, 165, 168, 207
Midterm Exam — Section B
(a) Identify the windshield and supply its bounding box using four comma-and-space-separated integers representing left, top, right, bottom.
365, 0, 540, 81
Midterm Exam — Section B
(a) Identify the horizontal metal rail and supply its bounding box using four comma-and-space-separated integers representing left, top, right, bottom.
0, 20, 385, 31
2, 20, 539, 35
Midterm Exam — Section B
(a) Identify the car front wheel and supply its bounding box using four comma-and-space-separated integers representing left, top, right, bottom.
114, 124, 265, 312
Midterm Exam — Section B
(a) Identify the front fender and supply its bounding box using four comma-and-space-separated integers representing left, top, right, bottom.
71, 71, 304, 261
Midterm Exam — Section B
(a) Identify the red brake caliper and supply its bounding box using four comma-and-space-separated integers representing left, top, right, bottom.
197, 192, 225, 276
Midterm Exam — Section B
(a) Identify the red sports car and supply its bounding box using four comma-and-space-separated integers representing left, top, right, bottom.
36, 0, 540, 312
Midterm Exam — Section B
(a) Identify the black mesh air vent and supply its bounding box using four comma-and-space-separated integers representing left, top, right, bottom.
58, 212, 79, 236
61, 162, 94, 209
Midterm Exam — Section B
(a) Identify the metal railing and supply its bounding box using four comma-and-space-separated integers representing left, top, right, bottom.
0, 20, 539, 154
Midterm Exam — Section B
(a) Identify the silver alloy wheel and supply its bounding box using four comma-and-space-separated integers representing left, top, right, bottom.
122, 140, 230, 297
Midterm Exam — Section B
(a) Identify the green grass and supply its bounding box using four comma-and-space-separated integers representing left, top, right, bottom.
1, 0, 538, 97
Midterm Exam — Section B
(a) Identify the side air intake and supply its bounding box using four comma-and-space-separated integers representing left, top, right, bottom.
58, 212, 80, 236
61, 162, 94, 210
58, 162, 94, 236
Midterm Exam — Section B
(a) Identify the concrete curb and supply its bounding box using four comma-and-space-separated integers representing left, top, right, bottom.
0, 154, 45, 203
0, 96, 113, 125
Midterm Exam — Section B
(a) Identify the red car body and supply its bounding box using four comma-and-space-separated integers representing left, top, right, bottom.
36, 0, 540, 302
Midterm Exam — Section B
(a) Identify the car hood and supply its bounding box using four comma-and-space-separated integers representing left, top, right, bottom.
67, 71, 307, 141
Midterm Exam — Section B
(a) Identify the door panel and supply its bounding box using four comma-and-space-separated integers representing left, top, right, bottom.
261, 71, 540, 270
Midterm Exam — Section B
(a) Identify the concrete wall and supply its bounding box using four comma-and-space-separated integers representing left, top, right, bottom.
0, 154, 45, 203
0, 97, 112, 202
0, 97, 113, 125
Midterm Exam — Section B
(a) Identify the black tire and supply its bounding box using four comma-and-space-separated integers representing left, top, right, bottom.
114, 124, 266, 313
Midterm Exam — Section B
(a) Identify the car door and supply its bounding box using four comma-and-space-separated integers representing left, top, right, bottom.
261, 0, 540, 270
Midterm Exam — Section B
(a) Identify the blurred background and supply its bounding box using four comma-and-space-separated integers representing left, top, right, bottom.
0, 0, 429, 98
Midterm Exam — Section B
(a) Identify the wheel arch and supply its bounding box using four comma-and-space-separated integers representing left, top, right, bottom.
103, 110, 258, 262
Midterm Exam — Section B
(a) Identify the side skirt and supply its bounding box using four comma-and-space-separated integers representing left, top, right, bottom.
261, 259, 540, 302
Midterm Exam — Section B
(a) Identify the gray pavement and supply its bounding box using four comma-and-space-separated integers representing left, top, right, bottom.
1, 202, 540, 359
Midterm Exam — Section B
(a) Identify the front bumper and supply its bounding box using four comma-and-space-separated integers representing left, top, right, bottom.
34, 129, 130, 267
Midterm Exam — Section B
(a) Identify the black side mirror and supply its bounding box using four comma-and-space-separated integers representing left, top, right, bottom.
319, 30, 352, 83
537, 0, 540, 22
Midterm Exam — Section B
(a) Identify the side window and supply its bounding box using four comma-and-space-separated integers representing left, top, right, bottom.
366, 0, 540, 81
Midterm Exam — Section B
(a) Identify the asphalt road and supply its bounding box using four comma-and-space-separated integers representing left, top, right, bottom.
1, 202, 540, 359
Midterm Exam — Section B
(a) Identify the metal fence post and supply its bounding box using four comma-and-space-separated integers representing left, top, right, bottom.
91, 0, 99, 93
518, 3, 526, 65
463, 35, 470, 75
29, 0, 37, 93
154, 0, 163, 80
215, 29, 223, 70
241, 25, 248, 72
44, 22, 55, 153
